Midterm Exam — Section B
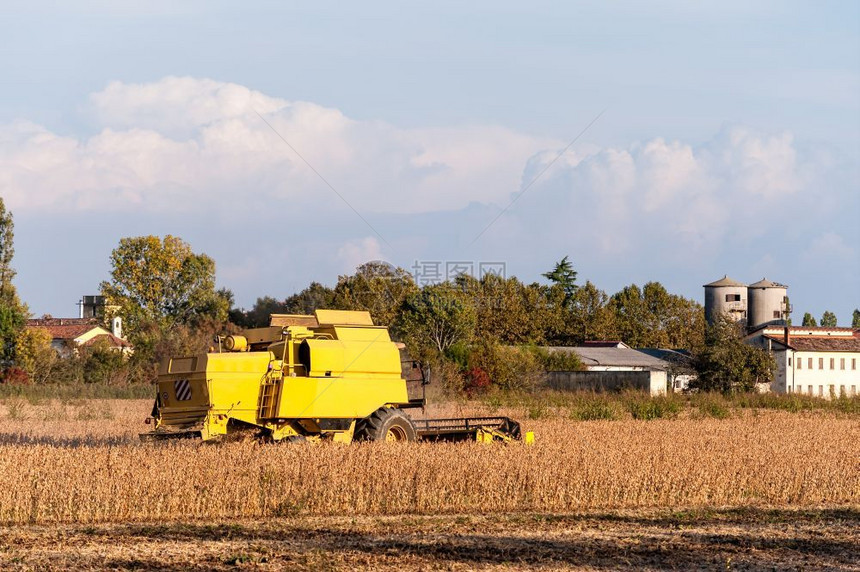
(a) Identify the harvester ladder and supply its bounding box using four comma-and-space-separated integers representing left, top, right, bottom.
258, 374, 281, 420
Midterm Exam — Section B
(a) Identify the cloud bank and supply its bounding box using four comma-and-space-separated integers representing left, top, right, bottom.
2, 76, 553, 215
3, 76, 857, 322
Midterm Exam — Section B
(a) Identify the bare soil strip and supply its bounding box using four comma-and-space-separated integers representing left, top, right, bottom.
1, 507, 858, 571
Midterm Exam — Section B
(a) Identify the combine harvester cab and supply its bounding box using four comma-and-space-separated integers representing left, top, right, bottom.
142, 309, 525, 444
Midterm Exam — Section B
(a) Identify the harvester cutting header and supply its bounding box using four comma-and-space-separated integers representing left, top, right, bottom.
143, 309, 525, 444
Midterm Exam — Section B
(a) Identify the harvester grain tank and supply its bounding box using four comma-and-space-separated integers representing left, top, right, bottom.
143, 309, 524, 443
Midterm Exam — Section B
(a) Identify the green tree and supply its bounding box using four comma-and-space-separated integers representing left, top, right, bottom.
820, 311, 837, 327
100, 235, 228, 334
460, 274, 550, 345
395, 282, 477, 359
568, 281, 616, 344
332, 261, 417, 326
284, 282, 335, 315
853, 309, 860, 329
232, 296, 288, 328
13, 327, 55, 384
691, 317, 775, 393
0, 198, 26, 366
801, 312, 817, 327
542, 256, 578, 305
609, 284, 650, 347
0, 198, 16, 302
608, 282, 704, 350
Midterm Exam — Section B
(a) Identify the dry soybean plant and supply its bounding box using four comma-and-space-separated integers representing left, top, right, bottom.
0, 400, 857, 524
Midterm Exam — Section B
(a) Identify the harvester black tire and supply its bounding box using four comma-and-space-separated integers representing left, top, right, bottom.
354, 408, 417, 442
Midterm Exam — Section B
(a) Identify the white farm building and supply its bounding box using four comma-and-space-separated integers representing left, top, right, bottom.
746, 325, 860, 397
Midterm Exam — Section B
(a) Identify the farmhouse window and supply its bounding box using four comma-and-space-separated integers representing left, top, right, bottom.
819, 358, 824, 369
830, 358, 835, 369
840, 358, 845, 370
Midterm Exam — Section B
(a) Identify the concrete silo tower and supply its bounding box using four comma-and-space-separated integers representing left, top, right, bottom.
703, 276, 747, 327
747, 278, 790, 330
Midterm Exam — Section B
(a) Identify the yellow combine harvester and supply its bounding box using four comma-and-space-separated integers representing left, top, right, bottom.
142, 309, 524, 443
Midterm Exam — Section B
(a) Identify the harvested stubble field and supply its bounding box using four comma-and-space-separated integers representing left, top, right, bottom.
0, 397, 858, 570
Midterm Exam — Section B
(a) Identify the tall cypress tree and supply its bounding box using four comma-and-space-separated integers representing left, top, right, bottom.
0, 198, 25, 365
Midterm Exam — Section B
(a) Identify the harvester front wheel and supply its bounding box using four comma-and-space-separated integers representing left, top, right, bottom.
355, 408, 417, 442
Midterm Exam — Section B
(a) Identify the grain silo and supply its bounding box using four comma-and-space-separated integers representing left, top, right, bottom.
703, 276, 747, 326
747, 278, 789, 330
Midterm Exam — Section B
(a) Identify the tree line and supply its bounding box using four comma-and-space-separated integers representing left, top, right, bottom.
2, 202, 856, 393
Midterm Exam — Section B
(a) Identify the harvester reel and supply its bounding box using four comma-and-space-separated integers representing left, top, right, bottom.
355, 407, 417, 442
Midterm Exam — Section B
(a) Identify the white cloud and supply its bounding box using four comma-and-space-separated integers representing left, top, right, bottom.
504, 125, 811, 257
2, 76, 555, 217
336, 237, 384, 273
800, 232, 855, 264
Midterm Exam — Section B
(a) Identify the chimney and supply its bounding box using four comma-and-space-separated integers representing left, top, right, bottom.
112, 317, 123, 340
783, 326, 789, 347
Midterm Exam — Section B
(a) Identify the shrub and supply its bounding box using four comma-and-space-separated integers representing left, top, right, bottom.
465, 341, 544, 392
463, 366, 491, 397
570, 401, 620, 421
0, 366, 29, 385
525, 346, 584, 372
625, 393, 681, 420
694, 393, 731, 419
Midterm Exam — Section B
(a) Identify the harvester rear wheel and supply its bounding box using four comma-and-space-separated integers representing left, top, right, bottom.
355, 407, 417, 442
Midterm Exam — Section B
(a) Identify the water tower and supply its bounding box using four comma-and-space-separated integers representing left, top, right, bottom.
747, 278, 789, 330
703, 276, 747, 327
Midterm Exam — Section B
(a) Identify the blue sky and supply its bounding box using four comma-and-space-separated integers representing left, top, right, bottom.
2, 1, 859, 324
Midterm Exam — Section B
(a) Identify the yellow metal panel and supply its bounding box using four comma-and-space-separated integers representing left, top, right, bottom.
269, 314, 319, 327
330, 326, 391, 342
314, 309, 374, 326
275, 376, 409, 418
303, 339, 401, 377
158, 352, 274, 429
241, 326, 284, 344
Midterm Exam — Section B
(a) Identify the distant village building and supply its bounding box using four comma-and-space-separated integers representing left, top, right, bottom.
746, 325, 860, 397
26, 294, 131, 355
705, 275, 858, 398
26, 317, 131, 356
541, 342, 686, 396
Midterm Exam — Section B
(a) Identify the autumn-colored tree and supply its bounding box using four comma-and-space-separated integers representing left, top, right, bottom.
100, 235, 228, 334
332, 261, 417, 326
12, 327, 55, 384
460, 274, 550, 345
568, 281, 616, 344
394, 282, 477, 360
609, 284, 650, 347
609, 282, 704, 350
